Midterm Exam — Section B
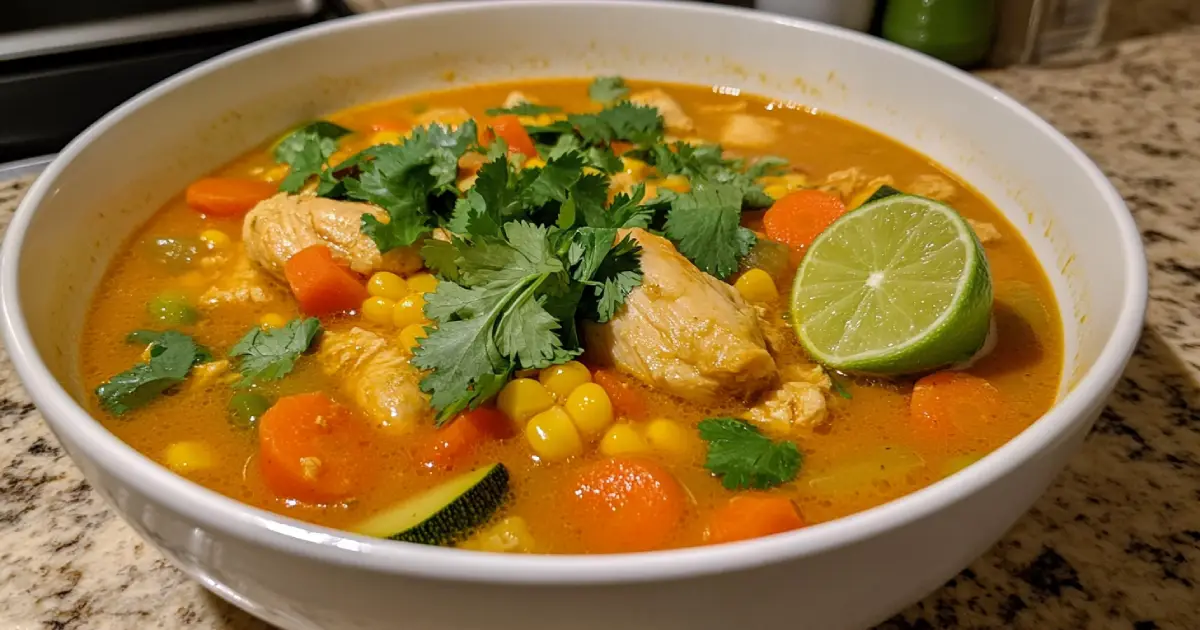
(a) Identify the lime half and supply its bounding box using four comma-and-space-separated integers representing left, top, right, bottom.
789, 194, 993, 375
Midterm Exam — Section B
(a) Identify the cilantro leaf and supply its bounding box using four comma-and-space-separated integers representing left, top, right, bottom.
569, 102, 664, 147
96, 331, 209, 415
228, 317, 321, 387
334, 121, 478, 252
570, 228, 643, 323
485, 103, 562, 116
664, 181, 755, 279
273, 121, 352, 193
698, 417, 802, 490
588, 76, 630, 104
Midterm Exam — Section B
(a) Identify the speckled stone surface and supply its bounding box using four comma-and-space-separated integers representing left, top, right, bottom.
2, 25, 1199, 630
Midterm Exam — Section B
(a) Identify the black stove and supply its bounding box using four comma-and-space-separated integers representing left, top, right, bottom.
0, 0, 348, 163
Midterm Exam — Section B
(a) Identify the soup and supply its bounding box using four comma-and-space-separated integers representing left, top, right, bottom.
81, 77, 1061, 554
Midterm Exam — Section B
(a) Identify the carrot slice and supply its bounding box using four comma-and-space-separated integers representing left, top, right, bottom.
564, 457, 685, 553
185, 177, 277, 217
592, 370, 648, 420
610, 141, 635, 156
910, 371, 1006, 443
708, 495, 805, 545
258, 393, 373, 503
762, 189, 847, 252
416, 407, 514, 471
484, 115, 538, 159
283, 245, 369, 316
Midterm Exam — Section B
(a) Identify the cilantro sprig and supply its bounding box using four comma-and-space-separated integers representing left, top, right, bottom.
485, 103, 562, 117
273, 121, 352, 193
588, 76, 630, 104
229, 317, 322, 387
96, 331, 212, 415
414, 221, 641, 423
698, 417, 803, 490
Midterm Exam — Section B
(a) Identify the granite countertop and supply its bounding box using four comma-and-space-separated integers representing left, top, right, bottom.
2, 26, 1199, 630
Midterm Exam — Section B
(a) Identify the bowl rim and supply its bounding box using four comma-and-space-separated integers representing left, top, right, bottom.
0, 0, 1147, 585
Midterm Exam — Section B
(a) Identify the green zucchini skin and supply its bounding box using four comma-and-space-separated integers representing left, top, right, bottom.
352, 463, 510, 547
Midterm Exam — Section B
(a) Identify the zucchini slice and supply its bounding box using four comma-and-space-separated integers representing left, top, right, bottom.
352, 463, 509, 546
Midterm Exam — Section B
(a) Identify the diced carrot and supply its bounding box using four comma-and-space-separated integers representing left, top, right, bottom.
708, 495, 805, 545
185, 177, 277, 217
610, 141, 635, 156
258, 393, 373, 504
416, 408, 514, 471
910, 371, 1006, 443
762, 189, 847, 252
283, 245, 369, 316
483, 114, 538, 159
564, 457, 685, 553
592, 369, 648, 420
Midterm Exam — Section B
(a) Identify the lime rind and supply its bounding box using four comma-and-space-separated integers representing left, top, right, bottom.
789, 194, 993, 375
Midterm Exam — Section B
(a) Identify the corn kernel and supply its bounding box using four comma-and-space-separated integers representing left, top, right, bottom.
259, 312, 288, 329
164, 441, 214, 474
621, 156, 649, 179
659, 175, 691, 194
849, 184, 881, 210
734, 268, 778, 304
538, 361, 592, 401
497, 378, 555, 424
599, 424, 651, 457
525, 406, 583, 461
406, 272, 439, 295
392, 293, 427, 329
763, 184, 790, 200
645, 418, 694, 459
262, 164, 289, 183
397, 322, 428, 353
362, 296, 397, 325
564, 383, 614, 438
582, 166, 602, 176
523, 157, 547, 170
367, 272, 408, 300
199, 229, 231, 250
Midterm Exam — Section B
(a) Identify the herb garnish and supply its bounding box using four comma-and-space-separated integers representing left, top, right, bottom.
228, 317, 322, 387
485, 103, 562, 117
588, 76, 630, 104
698, 417, 803, 490
664, 181, 758, 279
273, 121, 352, 193
96, 331, 211, 415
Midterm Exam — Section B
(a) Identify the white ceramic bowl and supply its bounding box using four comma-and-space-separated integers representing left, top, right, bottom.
0, 2, 1146, 629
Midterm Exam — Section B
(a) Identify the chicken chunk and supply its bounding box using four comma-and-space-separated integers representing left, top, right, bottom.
630, 89, 694, 134
186, 360, 238, 392
503, 91, 533, 108
721, 114, 782, 149
316, 328, 429, 435
199, 245, 288, 308
909, 174, 956, 202
744, 365, 832, 437
584, 229, 777, 402
968, 219, 1002, 244
242, 193, 422, 282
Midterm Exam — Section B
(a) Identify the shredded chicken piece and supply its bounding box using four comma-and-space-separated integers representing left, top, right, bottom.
242, 193, 422, 282
315, 328, 429, 435
199, 246, 287, 308
503, 91, 533, 108
698, 101, 749, 115
909, 174, 956, 202
630, 89, 694, 134
968, 219, 1002, 244
413, 107, 472, 129
187, 360, 237, 391
744, 366, 832, 437
584, 229, 777, 402
720, 114, 782, 149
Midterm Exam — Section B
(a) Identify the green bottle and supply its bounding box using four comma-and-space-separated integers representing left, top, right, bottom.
882, 0, 996, 68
